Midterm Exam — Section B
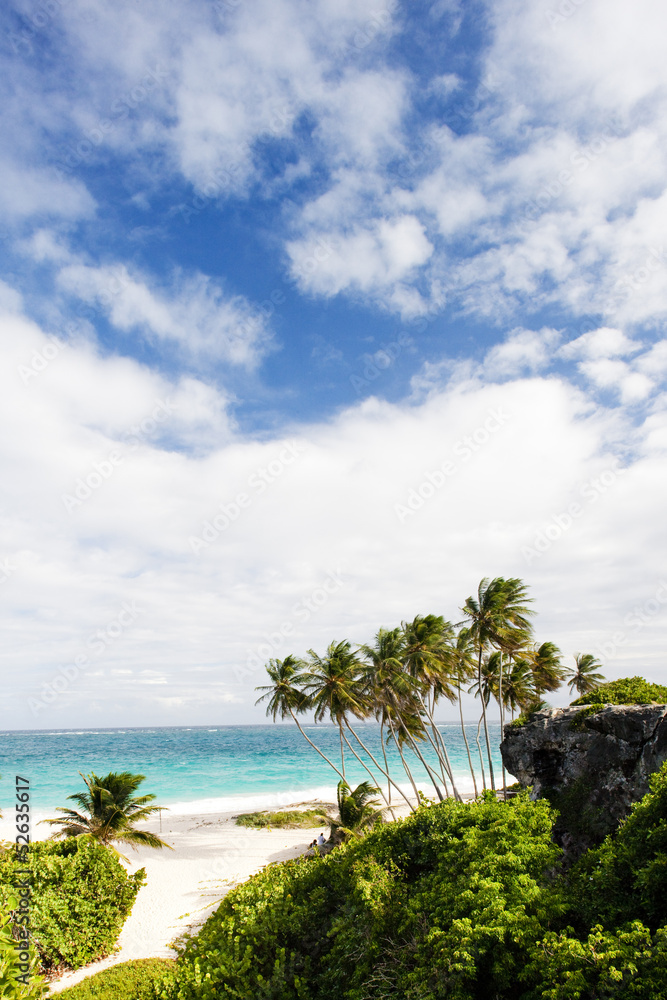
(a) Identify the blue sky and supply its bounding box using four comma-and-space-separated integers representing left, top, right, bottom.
1, 0, 666, 728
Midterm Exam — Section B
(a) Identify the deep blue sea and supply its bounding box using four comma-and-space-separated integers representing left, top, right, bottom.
0, 723, 507, 831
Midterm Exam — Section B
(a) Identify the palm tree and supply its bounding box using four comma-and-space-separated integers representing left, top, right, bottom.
255, 656, 344, 780
318, 780, 384, 845
402, 615, 461, 800
42, 772, 171, 856
524, 641, 565, 699
302, 640, 367, 780
566, 653, 605, 696
461, 577, 534, 790
360, 630, 422, 809
451, 628, 479, 796
501, 657, 535, 719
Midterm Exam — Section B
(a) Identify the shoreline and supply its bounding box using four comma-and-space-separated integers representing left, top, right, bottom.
46, 797, 413, 994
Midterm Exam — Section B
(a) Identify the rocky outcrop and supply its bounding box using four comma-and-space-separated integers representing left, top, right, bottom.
500, 704, 667, 856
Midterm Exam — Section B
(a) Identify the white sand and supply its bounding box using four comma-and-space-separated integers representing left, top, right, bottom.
47, 806, 335, 994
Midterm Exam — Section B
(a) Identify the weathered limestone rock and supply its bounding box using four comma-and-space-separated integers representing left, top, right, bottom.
500, 704, 667, 856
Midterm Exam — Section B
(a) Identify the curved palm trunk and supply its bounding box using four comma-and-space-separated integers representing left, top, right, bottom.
289, 709, 345, 782
344, 720, 412, 812
477, 645, 495, 790
380, 721, 392, 810
340, 727, 399, 820
397, 718, 445, 802
458, 681, 478, 797
475, 712, 487, 790
422, 694, 462, 801
498, 652, 507, 801
386, 716, 420, 807
339, 723, 346, 781
421, 692, 452, 798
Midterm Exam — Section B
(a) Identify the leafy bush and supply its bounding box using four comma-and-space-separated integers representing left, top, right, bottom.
55, 959, 174, 1000
153, 793, 565, 1000
571, 675, 667, 706
570, 761, 667, 931
235, 810, 325, 829
0, 899, 45, 1000
0, 840, 145, 973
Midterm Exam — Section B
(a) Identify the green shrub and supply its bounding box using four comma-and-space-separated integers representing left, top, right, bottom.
152, 793, 564, 1000
0, 840, 145, 973
235, 810, 325, 829
571, 675, 667, 706
0, 899, 45, 1000
570, 760, 667, 931
55, 959, 174, 1000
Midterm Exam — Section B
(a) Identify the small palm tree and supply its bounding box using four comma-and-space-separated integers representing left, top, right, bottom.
42, 772, 171, 857
525, 641, 565, 698
319, 780, 384, 844
566, 653, 605, 696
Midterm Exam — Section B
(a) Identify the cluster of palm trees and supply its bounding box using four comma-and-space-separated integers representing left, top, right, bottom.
256, 576, 605, 812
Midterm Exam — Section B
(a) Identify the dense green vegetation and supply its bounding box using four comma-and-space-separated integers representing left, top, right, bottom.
148, 765, 667, 1000
235, 810, 325, 829
572, 675, 667, 706
55, 960, 174, 1000
0, 839, 145, 974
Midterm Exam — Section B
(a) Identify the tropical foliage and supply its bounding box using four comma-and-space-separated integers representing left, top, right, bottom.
149, 767, 667, 999
257, 577, 606, 801
566, 653, 606, 695
0, 839, 145, 973
42, 772, 171, 856
572, 675, 667, 706
54, 959, 174, 1000
318, 780, 384, 843
235, 809, 324, 829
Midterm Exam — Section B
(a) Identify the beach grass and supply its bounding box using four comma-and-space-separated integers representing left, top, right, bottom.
52, 959, 175, 1000
234, 808, 327, 829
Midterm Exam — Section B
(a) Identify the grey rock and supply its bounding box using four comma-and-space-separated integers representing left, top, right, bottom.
500, 704, 667, 856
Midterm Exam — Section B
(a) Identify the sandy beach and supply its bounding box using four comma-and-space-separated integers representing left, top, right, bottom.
46, 802, 348, 993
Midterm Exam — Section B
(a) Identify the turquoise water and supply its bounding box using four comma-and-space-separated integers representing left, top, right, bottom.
0, 723, 507, 819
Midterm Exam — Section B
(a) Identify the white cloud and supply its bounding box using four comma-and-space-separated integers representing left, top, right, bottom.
484, 327, 561, 378
57, 262, 273, 367
1, 293, 666, 727
560, 327, 641, 361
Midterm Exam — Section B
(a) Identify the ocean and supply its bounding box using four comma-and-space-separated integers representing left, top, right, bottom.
0, 722, 508, 835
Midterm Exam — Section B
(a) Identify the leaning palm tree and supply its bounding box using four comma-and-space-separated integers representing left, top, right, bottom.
302, 640, 368, 780
451, 628, 479, 796
318, 780, 384, 844
401, 615, 461, 800
524, 641, 565, 699
566, 653, 605, 696
501, 657, 535, 719
255, 656, 344, 780
461, 577, 534, 790
42, 772, 171, 857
